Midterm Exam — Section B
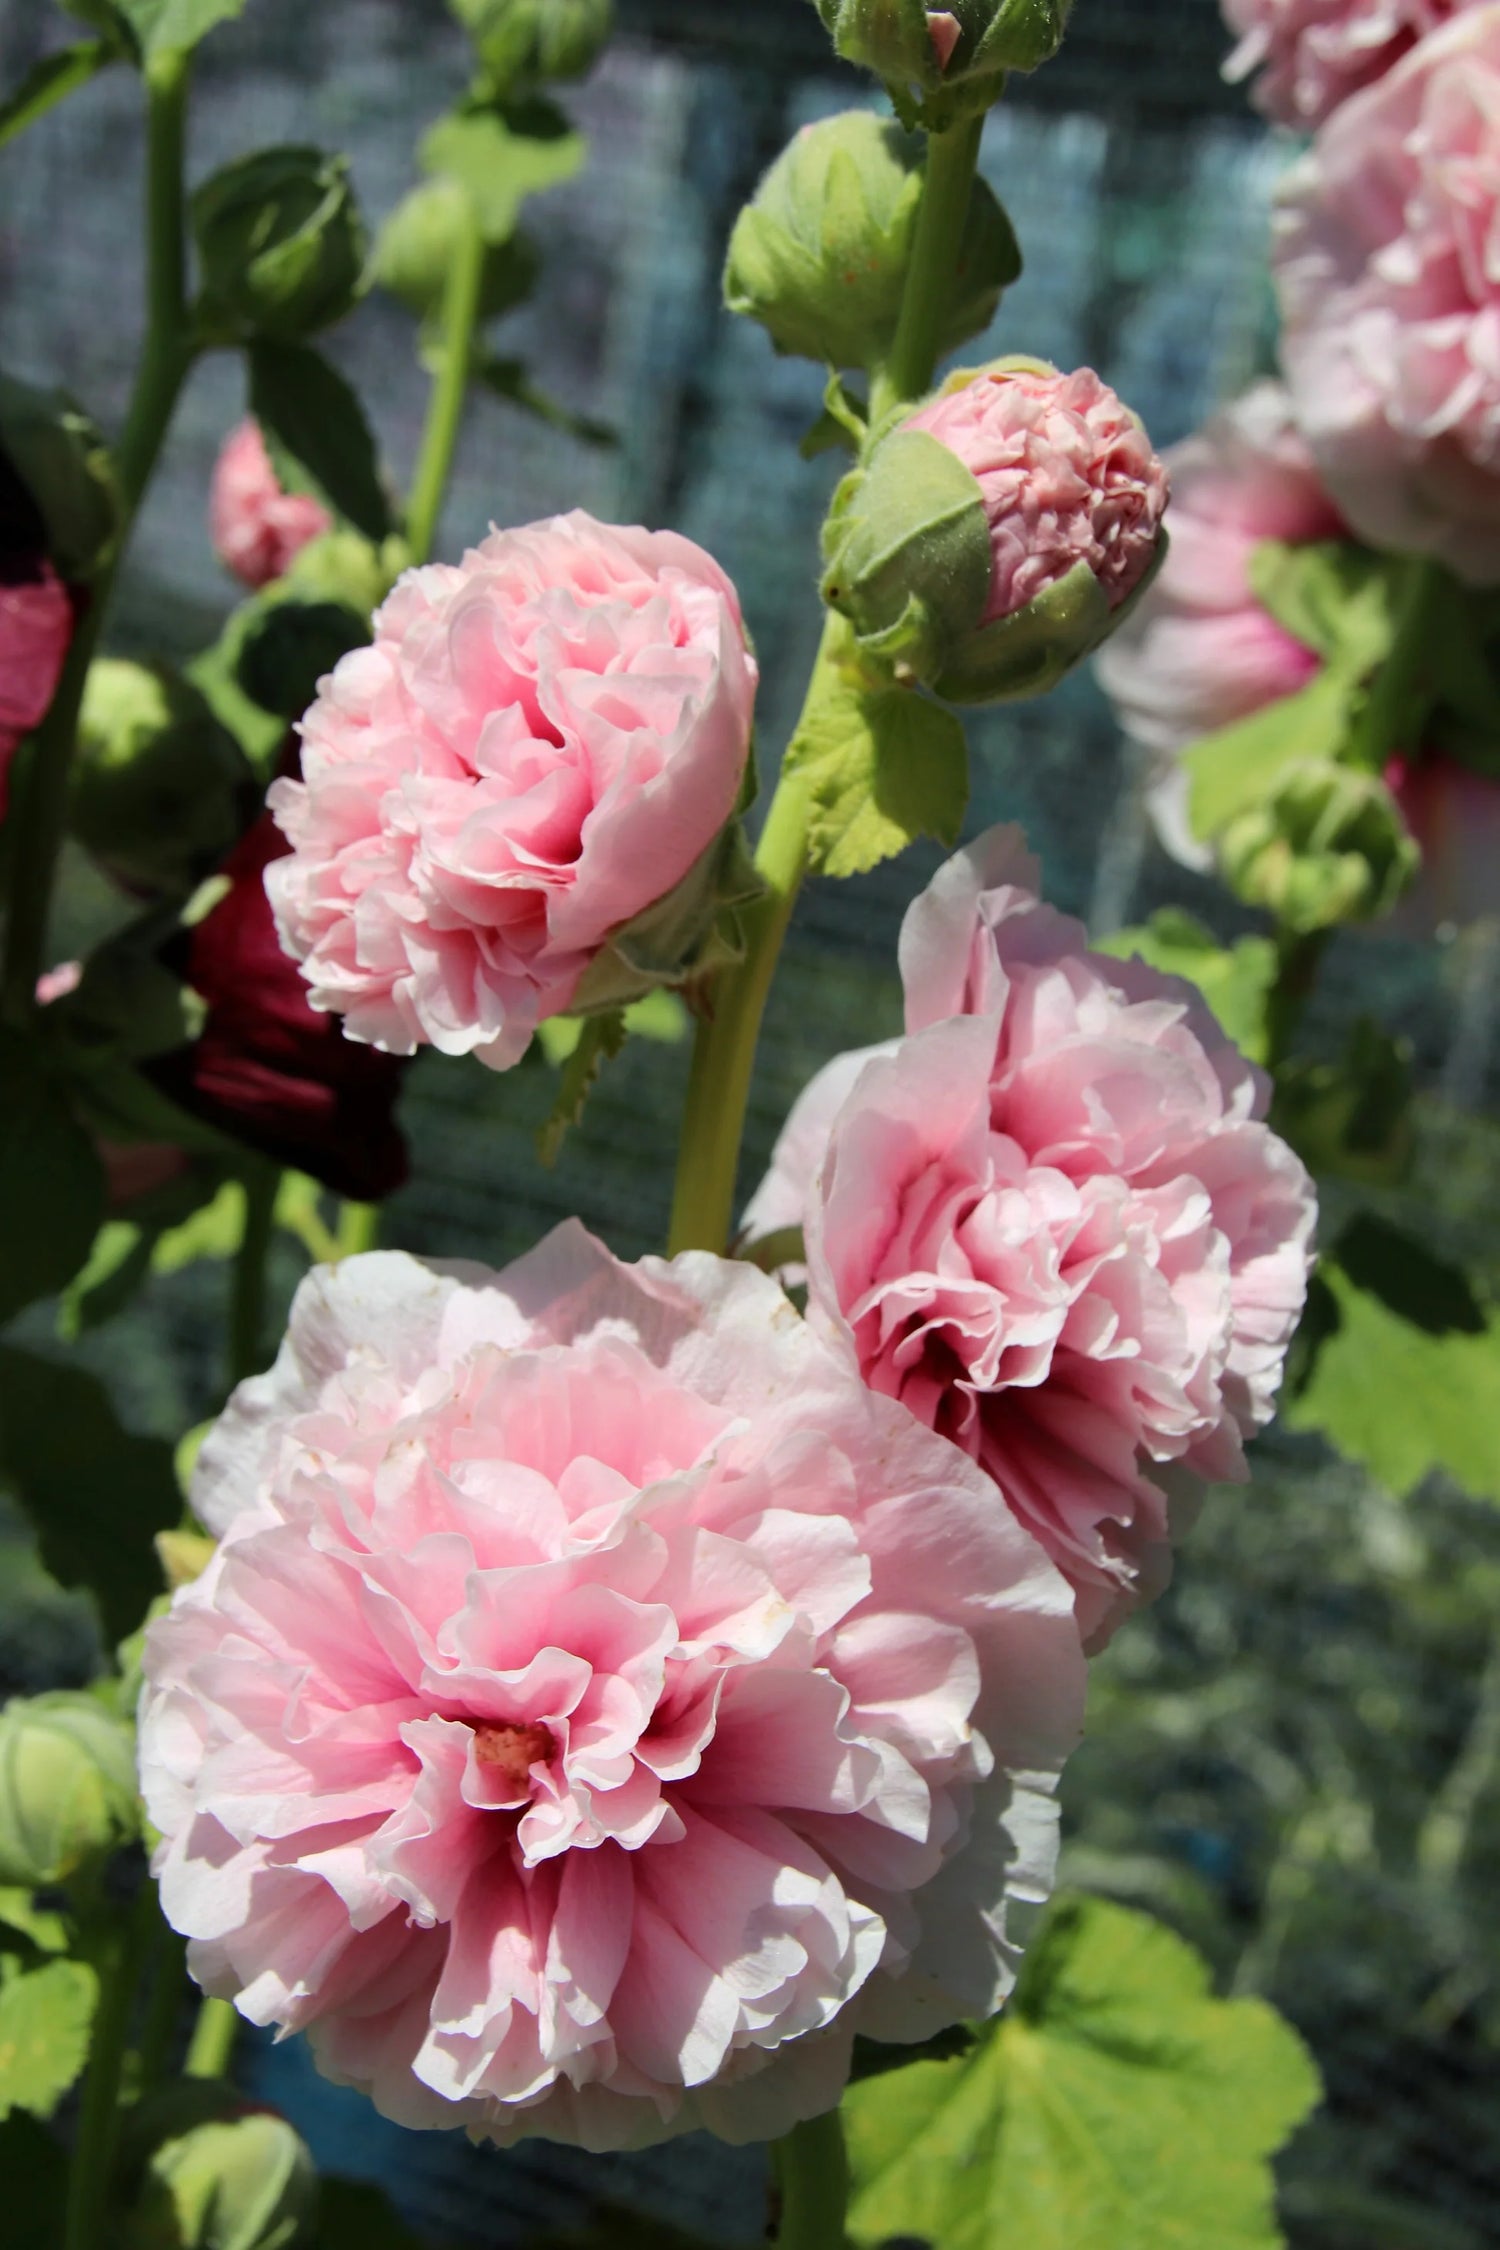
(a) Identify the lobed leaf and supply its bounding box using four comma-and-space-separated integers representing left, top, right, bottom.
0, 41, 113, 152
248, 339, 392, 542
0, 1958, 96, 2122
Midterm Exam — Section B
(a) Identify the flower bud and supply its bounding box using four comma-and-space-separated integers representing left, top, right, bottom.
813, 0, 1073, 126
0, 370, 119, 581
0, 1691, 139, 1889
192, 147, 365, 342
450, 0, 613, 93
821, 359, 1169, 704
724, 111, 1019, 372
120, 2084, 319, 2250
1219, 762, 1420, 934
70, 660, 258, 899
371, 179, 540, 327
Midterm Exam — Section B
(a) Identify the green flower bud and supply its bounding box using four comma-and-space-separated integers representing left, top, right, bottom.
450, 0, 614, 94
371, 180, 540, 326
192, 148, 366, 342
0, 1691, 139, 1889
1219, 762, 1421, 935
71, 659, 258, 898
724, 111, 1018, 372
820, 357, 1170, 705
121, 2084, 318, 2250
0, 371, 120, 581
813, 0, 1072, 127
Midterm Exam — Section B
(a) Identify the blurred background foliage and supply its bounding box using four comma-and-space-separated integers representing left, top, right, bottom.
3, 0, 1499, 2242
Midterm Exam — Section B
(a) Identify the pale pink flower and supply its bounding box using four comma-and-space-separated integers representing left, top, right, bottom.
210, 419, 332, 590
903, 366, 1170, 623
138, 1226, 1082, 2150
749, 828, 1316, 1648
1223, 0, 1475, 129
1275, 7, 1500, 582
1386, 749, 1500, 926
266, 513, 759, 1071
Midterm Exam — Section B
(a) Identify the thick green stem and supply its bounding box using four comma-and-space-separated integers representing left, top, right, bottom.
1350, 557, 1445, 774
870, 111, 985, 423
0, 46, 194, 1028
184, 1993, 240, 2083
227, 1169, 278, 1389
773, 2110, 850, 2250
1265, 929, 1327, 1075
336, 1199, 381, 1259
405, 200, 485, 565
133, 1910, 189, 2094
64, 1885, 155, 2250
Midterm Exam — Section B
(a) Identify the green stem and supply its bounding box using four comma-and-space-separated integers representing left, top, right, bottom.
184, 1993, 239, 2083
870, 111, 986, 423
227, 1169, 278, 1389
1418, 1626, 1500, 1889
132, 1909, 188, 2094
1264, 929, 1327, 1074
0, 45, 194, 1028
63, 1885, 155, 2250
335, 1199, 381, 1259
772, 2110, 850, 2250
405, 198, 485, 565
1349, 556, 1445, 774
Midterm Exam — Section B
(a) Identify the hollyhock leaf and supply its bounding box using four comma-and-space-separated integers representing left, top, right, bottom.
419, 98, 584, 242
537, 1010, 627, 1166
56, 1221, 155, 1341
1272, 1023, 1415, 1188
234, 596, 370, 721
1097, 912, 1277, 1067
0, 1030, 107, 1325
475, 353, 617, 447
115, 0, 244, 56
248, 341, 391, 544
1247, 540, 1399, 678
0, 1346, 179, 1639
0, 41, 114, 151
1184, 669, 1353, 843
785, 626, 969, 878
0, 1959, 97, 2121
1287, 1220, 1500, 1501
0, 1891, 69, 1957
844, 1895, 1319, 2250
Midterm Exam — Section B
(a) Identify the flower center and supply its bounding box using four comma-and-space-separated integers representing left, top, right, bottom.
470, 1720, 555, 1789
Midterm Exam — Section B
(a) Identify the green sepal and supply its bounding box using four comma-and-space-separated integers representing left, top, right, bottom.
536, 1011, 627, 1168
821, 427, 993, 682
192, 145, 366, 344
816, 0, 1072, 129
118, 2082, 319, 2250
0, 370, 121, 581
567, 815, 765, 1017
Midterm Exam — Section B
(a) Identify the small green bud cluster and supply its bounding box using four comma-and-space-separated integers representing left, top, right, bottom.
120, 2083, 319, 2250
812, 0, 1073, 127
0, 1691, 139, 1891
1219, 763, 1420, 934
450, 0, 614, 98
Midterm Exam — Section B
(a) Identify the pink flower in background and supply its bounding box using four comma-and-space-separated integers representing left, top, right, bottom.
1222, 0, 1474, 129
267, 513, 759, 1071
1385, 750, 1500, 927
139, 1226, 1083, 2150
904, 366, 1170, 623
1093, 382, 1345, 867
751, 828, 1316, 1648
210, 419, 332, 590
1275, 7, 1500, 583
0, 561, 75, 819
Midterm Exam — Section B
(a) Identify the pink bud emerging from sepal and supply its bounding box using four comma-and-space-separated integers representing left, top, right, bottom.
928, 8, 963, 68
210, 419, 332, 590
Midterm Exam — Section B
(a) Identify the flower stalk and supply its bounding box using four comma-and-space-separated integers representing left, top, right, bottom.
405, 193, 486, 565
773, 2109, 851, 2250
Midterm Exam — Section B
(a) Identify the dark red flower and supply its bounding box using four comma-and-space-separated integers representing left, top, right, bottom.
148, 809, 409, 1202
0, 446, 79, 819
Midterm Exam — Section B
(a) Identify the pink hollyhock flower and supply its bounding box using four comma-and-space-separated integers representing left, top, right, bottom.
138, 1226, 1083, 2150
1385, 749, 1500, 927
1275, 7, 1500, 583
1223, 0, 1475, 129
903, 365, 1170, 624
210, 419, 332, 591
748, 828, 1316, 1649
266, 512, 759, 1070
0, 560, 75, 820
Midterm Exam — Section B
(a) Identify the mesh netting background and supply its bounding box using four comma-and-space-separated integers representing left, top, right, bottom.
4, 3, 1500, 2243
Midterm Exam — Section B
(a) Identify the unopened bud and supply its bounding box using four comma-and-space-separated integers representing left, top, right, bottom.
71, 660, 257, 898
813, 0, 1072, 126
0, 370, 120, 581
193, 147, 365, 342
450, 0, 613, 92
371, 180, 540, 327
0, 1691, 139, 1889
121, 2084, 318, 2250
724, 110, 1019, 372
1220, 762, 1420, 933
821, 359, 1169, 704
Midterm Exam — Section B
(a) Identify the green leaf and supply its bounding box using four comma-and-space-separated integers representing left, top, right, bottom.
0, 40, 113, 151
537, 1012, 627, 1166
115, 0, 244, 55
56, 1221, 155, 1341
248, 339, 391, 542
474, 354, 616, 448
0, 1030, 107, 1327
419, 97, 584, 242
0, 1890, 68, 1957
0, 1346, 180, 1640
537, 988, 688, 1066
1287, 1218, 1500, 1501
1185, 670, 1352, 844
0, 1958, 96, 2121
1097, 912, 1277, 1067
785, 626, 969, 879
1271, 1021, 1415, 1188
844, 1895, 1320, 2250
1248, 541, 1399, 679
